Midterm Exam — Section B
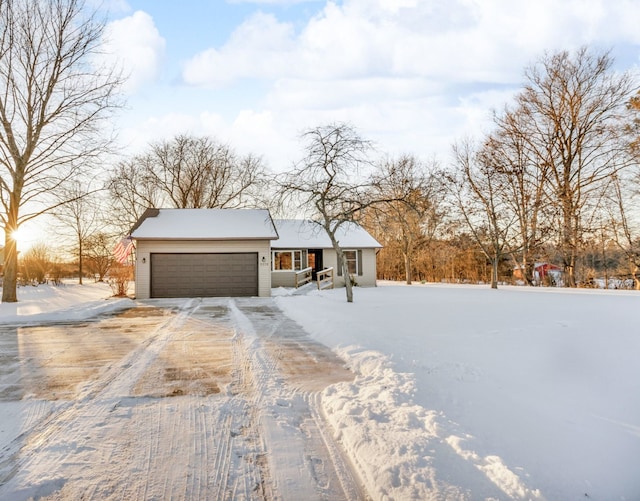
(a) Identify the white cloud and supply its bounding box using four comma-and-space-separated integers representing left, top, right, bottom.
227, 0, 318, 4
183, 0, 640, 88
117, 108, 297, 169
118, 112, 201, 154
103, 11, 166, 94
183, 12, 295, 87
261, 77, 510, 162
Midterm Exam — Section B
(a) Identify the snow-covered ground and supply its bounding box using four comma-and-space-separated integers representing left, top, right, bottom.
1, 281, 639, 500
0, 281, 132, 323
276, 282, 640, 500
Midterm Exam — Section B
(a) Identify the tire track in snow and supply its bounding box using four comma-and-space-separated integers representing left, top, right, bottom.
305, 392, 366, 501
0, 297, 363, 500
0, 299, 201, 498
223, 303, 275, 500
92, 298, 201, 400
231, 299, 367, 501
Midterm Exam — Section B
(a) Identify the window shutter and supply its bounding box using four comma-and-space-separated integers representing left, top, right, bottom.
357, 250, 363, 276
337, 252, 343, 276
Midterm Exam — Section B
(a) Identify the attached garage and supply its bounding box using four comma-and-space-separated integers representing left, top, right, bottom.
131, 208, 278, 299
150, 253, 258, 298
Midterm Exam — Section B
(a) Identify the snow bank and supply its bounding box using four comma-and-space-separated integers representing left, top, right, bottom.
320, 345, 542, 500
0, 281, 133, 324
321, 346, 465, 499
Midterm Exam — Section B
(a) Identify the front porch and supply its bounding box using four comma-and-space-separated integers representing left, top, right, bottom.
272, 264, 335, 291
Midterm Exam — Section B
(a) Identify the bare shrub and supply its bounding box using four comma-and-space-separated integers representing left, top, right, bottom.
108, 264, 133, 297
20, 244, 52, 284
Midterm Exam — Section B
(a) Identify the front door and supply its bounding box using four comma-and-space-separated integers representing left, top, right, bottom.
308, 249, 323, 280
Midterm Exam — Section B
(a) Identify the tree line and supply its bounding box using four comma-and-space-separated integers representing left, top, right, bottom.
1, 0, 639, 302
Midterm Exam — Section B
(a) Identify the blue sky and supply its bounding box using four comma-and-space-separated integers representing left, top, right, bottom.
101, 0, 640, 171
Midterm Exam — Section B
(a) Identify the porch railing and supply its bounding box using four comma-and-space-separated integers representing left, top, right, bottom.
295, 267, 313, 288
317, 267, 334, 290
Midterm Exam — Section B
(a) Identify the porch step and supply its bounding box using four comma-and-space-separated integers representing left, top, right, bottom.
292, 282, 316, 295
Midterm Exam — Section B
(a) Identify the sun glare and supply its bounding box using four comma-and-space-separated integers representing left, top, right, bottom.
10, 226, 36, 251
11, 228, 24, 243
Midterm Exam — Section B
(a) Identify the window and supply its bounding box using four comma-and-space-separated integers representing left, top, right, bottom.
273, 251, 292, 270
338, 250, 362, 277
272, 250, 304, 271
343, 250, 358, 275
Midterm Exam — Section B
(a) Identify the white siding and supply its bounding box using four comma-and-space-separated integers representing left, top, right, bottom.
323, 248, 378, 288
360, 248, 378, 287
135, 239, 272, 299
271, 271, 296, 288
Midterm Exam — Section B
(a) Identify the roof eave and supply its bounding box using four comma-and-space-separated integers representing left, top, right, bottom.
132, 235, 279, 241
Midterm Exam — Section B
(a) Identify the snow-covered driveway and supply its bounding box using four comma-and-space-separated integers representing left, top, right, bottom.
0, 297, 362, 500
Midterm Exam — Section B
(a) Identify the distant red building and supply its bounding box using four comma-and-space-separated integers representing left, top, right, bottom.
513, 262, 564, 285
534, 262, 563, 282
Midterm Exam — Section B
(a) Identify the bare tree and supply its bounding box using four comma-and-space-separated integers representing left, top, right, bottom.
514, 47, 635, 287
107, 157, 162, 234
279, 123, 376, 303
483, 113, 550, 285
609, 173, 640, 289
107, 135, 269, 232
0, 0, 123, 302
150, 135, 266, 209
52, 181, 102, 284
627, 90, 640, 160
449, 140, 515, 289
84, 232, 116, 281
369, 155, 445, 285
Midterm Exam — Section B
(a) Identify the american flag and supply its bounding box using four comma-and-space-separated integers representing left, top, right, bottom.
113, 237, 134, 264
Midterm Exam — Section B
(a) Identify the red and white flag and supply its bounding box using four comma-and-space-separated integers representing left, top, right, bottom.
113, 237, 134, 264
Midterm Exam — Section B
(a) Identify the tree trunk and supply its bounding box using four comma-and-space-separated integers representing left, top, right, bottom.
562, 199, 578, 288
343, 257, 353, 303
565, 259, 576, 288
78, 238, 83, 285
328, 229, 354, 303
523, 257, 535, 286
631, 262, 639, 291
2, 230, 18, 303
491, 257, 498, 289
404, 253, 412, 285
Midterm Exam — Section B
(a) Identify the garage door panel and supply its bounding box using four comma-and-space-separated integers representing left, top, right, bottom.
150, 253, 258, 298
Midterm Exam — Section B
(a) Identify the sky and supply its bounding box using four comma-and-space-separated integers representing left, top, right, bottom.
10, 0, 640, 251
101, 0, 640, 171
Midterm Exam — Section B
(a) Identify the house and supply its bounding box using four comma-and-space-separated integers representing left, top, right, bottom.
271, 219, 381, 288
129, 209, 382, 299
131, 208, 278, 299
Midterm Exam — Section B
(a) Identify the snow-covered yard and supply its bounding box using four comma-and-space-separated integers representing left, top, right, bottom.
1, 281, 639, 499
276, 283, 640, 500
0, 281, 131, 324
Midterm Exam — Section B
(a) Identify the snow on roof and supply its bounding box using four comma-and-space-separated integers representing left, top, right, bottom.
130, 208, 279, 240
272, 219, 382, 249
